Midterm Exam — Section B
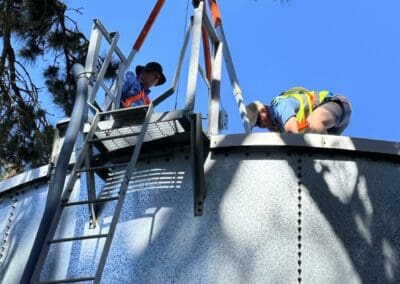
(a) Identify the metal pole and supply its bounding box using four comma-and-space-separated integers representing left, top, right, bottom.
94, 103, 154, 283
172, 18, 193, 91
126, 0, 166, 67
85, 24, 102, 75
206, 0, 251, 133
208, 41, 223, 135
21, 64, 89, 284
217, 25, 251, 133
84, 141, 97, 229
152, 18, 193, 107
184, 1, 204, 111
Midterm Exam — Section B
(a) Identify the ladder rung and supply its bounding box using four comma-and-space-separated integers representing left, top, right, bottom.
62, 196, 119, 207
49, 234, 108, 244
76, 162, 129, 173
89, 132, 140, 142
40, 276, 95, 284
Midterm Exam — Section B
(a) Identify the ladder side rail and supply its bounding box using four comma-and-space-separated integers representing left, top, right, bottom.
30, 111, 101, 283
84, 140, 98, 228
94, 103, 155, 283
22, 64, 90, 283
31, 190, 76, 283
40, 276, 95, 284
62, 112, 101, 194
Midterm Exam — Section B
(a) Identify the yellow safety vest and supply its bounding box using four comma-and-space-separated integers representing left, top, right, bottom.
271, 87, 331, 132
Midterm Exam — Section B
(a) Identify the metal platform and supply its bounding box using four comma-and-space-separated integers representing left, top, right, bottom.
85, 109, 190, 153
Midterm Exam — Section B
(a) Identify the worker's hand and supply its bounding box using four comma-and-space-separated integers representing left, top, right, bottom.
283, 117, 299, 133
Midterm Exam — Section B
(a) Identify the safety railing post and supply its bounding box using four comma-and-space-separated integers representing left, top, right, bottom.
208, 41, 223, 135
184, 1, 204, 111
88, 32, 120, 105
85, 24, 102, 75
206, 0, 251, 133
218, 26, 251, 133
152, 18, 193, 107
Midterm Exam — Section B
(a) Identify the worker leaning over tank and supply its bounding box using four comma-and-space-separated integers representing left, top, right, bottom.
246, 87, 352, 135
120, 61, 166, 108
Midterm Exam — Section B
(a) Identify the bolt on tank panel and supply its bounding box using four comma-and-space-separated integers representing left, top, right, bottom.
301, 154, 400, 283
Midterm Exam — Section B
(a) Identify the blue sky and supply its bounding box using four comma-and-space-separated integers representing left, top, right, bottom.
49, 0, 400, 141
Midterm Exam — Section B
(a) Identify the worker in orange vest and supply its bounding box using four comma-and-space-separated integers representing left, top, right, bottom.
120, 62, 166, 108
246, 87, 352, 135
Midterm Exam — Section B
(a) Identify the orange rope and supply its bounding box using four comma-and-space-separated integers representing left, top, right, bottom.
133, 0, 166, 51
207, 0, 222, 27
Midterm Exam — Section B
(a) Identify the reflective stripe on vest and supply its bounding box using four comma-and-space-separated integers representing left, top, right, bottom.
272, 88, 330, 132
313, 90, 330, 107
122, 90, 151, 108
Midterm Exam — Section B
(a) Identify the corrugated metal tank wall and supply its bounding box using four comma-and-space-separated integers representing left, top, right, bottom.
0, 134, 399, 283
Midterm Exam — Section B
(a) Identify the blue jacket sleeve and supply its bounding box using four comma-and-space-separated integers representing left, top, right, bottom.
121, 72, 141, 103
271, 98, 299, 131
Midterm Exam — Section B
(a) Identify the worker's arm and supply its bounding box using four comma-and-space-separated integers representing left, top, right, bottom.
283, 117, 299, 133
272, 98, 299, 132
